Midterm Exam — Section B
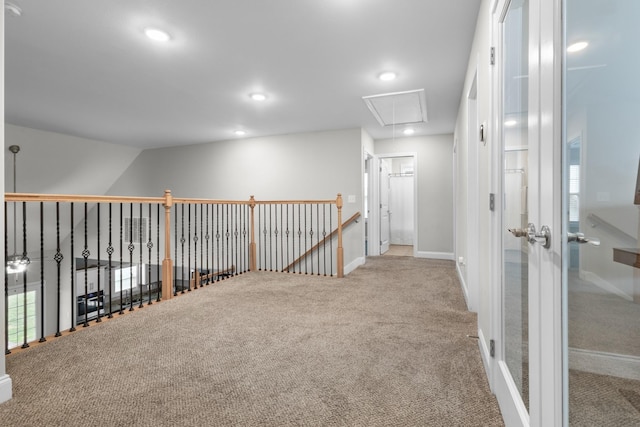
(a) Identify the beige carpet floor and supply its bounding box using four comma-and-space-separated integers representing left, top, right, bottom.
0, 256, 503, 426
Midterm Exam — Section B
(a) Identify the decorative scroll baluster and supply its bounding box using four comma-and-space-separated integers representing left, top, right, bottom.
138, 203, 144, 308
69, 202, 77, 332
20, 203, 29, 348
200, 204, 204, 286
119, 203, 124, 315
309, 204, 314, 275
322, 204, 327, 276
107, 204, 114, 319
156, 204, 161, 302
193, 203, 198, 289
4, 203, 9, 355
55, 203, 64, 334
39, 202, 46, 341
96, 204, 102, 323
181, 204, 185, 293
82, 203, 90, 327
205, 205, 210, 283
285, 205, 290, 273
147, 204, 153, 305
128, 203, 134, 312
216, 204, 220, 280
226, 205, 231, 278
188, 204, 192, 292
234, 205, 239, 276
174, 205, 178, 296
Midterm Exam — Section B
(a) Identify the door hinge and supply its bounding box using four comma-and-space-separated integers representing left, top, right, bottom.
490, 47, 495, 65
490, 339, 496, 358
489, 193, 495, 211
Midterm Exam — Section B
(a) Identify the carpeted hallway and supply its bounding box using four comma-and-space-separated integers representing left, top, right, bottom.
0, 256, 503, 426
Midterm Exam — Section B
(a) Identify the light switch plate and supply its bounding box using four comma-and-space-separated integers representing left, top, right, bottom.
348, 195, 356, 203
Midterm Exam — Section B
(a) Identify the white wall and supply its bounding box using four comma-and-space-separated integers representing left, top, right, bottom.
453, 0, 492, 368
375, 134, 454, 256
4, 124, 142, 195
107, 128, 365, 270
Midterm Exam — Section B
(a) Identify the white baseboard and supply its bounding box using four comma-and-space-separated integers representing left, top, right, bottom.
579, 270, 633, 301
344, 256, 365, 276
569, 347, 640, 381
415, 251, 454, 261
0, 374, 12, 404
477, 328, 492, 382
456, 262, 471, 309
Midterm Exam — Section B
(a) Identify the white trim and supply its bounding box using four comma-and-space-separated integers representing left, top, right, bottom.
456, 262, 472, 310
415, 251, 454, 261
344, 256, 365, 276
477, 327, 492, 382
578, 270, 633, 301
494, 361, 530, 427
569, 348, 640, 381
0, 374, 12, 404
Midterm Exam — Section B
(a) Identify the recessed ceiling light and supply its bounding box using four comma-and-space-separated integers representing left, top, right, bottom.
403, 128, 415, 136
567, 41, 588, 53
144, 28, 171, 42
504, 119, 518, 127
378, 71, 397, 81
234, 130, 247, 136
250, 93, 267, 101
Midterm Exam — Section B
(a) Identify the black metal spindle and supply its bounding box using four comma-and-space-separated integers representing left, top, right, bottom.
21, 202, 29, 347
181, 204, 185, 293
156, 204, 161, 302
317, 204, 320, 276
330, 206, 333, 277
297, 204, 302, 274
269, 204, 273, 272
188, 204, 192, 291
174, 204, 178, 296
205, 205, 210, 283
147, 203, 153, 305
138, 203, 144, 308
322, 204, 327, 276
285, 204, 290, 273
70, 203, 76, 330
119, 203, 124, 315
55, 202, 63, 334
128, 203, 134, 312
4, 202, 10, 355
107, 203, 114, 319
82, 203, 90, 327
200, 204, 204, 285
96, 204, 102, 323
309, 204, 314, 275
226, 204, 230, 277
216, 204, 220, 281
39, 202, 46, 341
193, 203, 198, 289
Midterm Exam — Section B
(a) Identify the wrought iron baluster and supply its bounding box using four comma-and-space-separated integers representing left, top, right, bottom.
304, 204, 308, 275
188, 203, 192, 291
96, 203, 102, 322
119, 203, 124, 315
269, 204, 273, 272
174, 204, 178, 296
156, 204, 161, 302
205, 205, 210, 283
216, 204, 220, 281
234, 204, 239, 276
330, 205, 333, 277
225, 204, 230, 278
55, 202, 64, 334
138, 203, 144, 308
4, 202, 9, 354
317, 204, 320, 276
82, 202, 90, 327
181, 204, 185, 293
193, 203, 198, 289
107, 204, 113, 318
128, 203, 134, 312
322, 204, 327, 276
147, 203, 153, 305
39, 202, 46, 341
200, 204, 204, 285
309, 204, 314, 275
285, 204, 290, 273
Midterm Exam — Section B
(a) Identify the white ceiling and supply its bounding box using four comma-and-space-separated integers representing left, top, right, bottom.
4, 0, 481, 149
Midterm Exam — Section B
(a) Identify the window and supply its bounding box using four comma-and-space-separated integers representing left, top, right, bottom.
7, 289, 37, 349
569, 164, 580, 222
115, 266, 138, 293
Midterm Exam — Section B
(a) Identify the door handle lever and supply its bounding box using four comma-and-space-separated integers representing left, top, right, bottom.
508, 228, 528, 238
508, 224, 551, 249
567, 232, 600, 246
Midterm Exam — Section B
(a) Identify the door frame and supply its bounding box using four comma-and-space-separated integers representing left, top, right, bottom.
369, 152, 418, 257
489, 0, 563, 425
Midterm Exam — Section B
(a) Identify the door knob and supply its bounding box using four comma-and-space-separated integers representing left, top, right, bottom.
507, 223, 551, 249
567, 232, 600, 246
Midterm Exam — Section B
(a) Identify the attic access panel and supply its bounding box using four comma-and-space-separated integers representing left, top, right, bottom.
362, 89, 428, 127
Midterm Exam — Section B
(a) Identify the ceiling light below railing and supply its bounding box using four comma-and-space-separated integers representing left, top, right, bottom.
144, 28, 171, 42
6, 255, 30, 274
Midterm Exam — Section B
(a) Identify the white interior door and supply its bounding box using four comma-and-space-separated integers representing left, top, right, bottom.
562, 1, 640, 425
380, 158, 390, 254
389, 175, 414, 245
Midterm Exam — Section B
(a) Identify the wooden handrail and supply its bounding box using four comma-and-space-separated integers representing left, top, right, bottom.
285, 211, 361, 273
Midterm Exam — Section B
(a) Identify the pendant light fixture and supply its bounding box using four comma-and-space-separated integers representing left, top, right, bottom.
6, 145, 30, 274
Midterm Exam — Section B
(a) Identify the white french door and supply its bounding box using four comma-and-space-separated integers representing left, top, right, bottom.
492, 0, 563, 425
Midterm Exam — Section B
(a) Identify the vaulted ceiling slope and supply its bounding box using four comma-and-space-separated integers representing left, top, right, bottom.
5, 0, 481, 149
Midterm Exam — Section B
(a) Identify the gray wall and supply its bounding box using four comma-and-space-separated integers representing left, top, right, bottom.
108, 128, 365, 269
375, 134, 454, 255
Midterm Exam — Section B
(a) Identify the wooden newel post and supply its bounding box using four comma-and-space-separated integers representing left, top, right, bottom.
336, 193, 344, 278
249, 196, 257, 271
162, 189, 174, 300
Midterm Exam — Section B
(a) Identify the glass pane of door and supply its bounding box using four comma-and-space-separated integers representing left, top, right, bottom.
564, 1, 640, 424
502, 0, 530, 412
